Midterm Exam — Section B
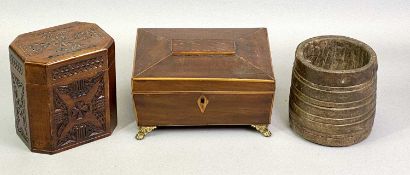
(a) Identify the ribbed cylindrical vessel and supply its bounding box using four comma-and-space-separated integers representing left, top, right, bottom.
289, 35, 378, 146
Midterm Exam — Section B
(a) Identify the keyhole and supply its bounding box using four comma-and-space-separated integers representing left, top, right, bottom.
197, 95, 209, 113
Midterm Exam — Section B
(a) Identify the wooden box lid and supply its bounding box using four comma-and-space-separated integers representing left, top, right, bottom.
9, 22, 114, 85
132, 28, 275, 92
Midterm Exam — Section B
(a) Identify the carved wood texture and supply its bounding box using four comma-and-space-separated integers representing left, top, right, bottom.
19, 25, 104, 59
11, 73, 30, 143
53, 72, 106, 148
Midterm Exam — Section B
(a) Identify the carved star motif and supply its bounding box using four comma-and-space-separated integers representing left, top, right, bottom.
71, 101, 89, 120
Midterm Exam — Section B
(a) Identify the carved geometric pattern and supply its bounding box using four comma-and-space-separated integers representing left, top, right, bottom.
11, 73, 29, 143
52, 56, 104, 80
53, 72, 106, 148
9, 54, 23, 75
19, 25, 104, 59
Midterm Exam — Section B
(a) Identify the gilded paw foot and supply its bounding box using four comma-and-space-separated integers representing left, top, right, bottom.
251, 124, 272, 137
136, 126, 157, 140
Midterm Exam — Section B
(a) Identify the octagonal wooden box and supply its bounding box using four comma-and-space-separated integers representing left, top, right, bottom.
132, 28, 275, 139
9, 22, 117, 154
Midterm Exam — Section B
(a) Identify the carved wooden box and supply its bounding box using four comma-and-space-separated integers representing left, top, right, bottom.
9, 22, 117, 154
132, 28, 275, 139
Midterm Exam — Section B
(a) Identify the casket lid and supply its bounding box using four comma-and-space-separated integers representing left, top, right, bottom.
132, 28, 275, 92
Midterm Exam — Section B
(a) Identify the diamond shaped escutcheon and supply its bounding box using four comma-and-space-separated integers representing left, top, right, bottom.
197, 95, 209, 113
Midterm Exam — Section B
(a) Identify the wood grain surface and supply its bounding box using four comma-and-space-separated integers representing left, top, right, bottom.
133, 28, 275, 127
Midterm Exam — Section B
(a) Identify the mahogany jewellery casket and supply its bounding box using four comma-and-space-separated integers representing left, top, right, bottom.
132, 28, 275, 139
9, 22, 117, 154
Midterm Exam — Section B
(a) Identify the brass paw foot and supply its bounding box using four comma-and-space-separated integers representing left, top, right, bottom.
136, 126, 157, 140
251, 124, 272, 137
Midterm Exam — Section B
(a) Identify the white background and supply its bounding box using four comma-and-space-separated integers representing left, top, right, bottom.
0, 0, 409, 174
